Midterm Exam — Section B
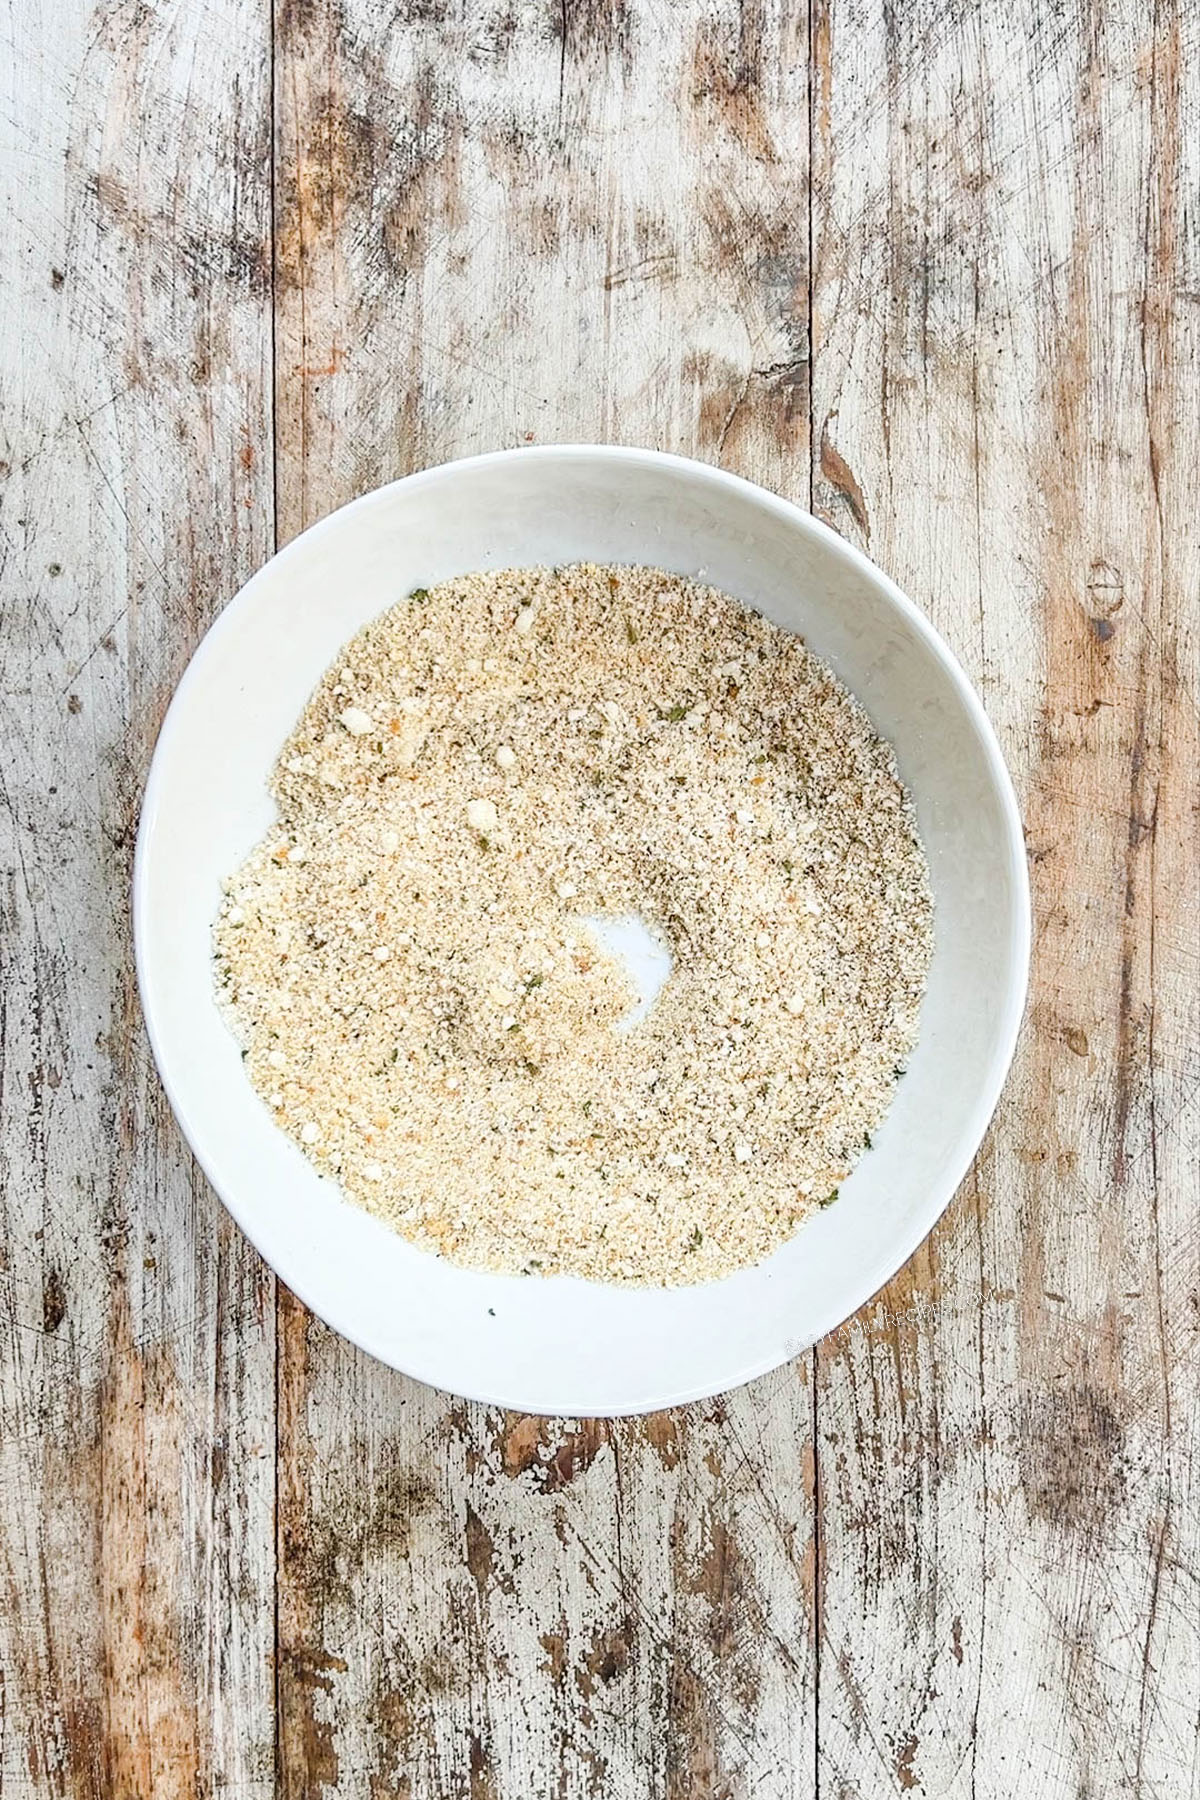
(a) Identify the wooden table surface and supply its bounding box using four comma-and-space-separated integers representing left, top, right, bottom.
3, 1, 1198, 1794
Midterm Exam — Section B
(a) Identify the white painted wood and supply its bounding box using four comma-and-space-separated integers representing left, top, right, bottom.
812, 0, 1200, 1793
0, 1, 277, 1792
2, 0, 1196, 1792
273, 4, 818, 1793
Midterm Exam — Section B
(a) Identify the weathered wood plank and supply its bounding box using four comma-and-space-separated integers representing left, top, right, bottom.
273, 2, 817, 1794
273, 0, 812, 515
811, 0, 1200, 1793
6, 0, 1198, 1792
0, 3, 277, 1794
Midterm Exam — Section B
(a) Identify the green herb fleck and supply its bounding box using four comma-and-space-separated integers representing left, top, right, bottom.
688, 1226, 703, 1251
625, 617, 638, 644
581, 1099, 592, 1117
819, 1188, 839, 1209
523, 972, 545, 993
409, 586, 429, 603
863, 1132, 872, 1150
661, 702, 689, 723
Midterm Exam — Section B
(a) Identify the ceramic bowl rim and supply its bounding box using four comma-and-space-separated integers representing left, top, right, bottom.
133, 444, 1031, 1410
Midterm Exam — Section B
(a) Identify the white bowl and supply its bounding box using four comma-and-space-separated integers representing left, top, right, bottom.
135, 446, 1029, 1415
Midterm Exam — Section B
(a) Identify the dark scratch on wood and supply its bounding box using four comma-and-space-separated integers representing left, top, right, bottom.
818, 418, 869, 533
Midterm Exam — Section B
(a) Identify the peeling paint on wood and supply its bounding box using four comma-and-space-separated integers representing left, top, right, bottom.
811, 1, 1200, 1795
2, 0, 1198, 1796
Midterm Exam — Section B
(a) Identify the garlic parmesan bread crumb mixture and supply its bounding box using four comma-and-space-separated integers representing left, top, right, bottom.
213, 564, 933, 1286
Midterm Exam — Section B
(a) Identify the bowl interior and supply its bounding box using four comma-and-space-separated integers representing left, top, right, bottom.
136, 448, 1027, 1414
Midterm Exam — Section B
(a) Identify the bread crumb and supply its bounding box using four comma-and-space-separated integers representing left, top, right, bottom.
215, 564, 933, 1287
